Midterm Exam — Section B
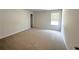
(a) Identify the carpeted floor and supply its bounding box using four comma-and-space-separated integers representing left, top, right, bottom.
0, 28, 66, 50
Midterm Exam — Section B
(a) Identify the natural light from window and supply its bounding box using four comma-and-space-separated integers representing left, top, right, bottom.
51, 12, 60, 25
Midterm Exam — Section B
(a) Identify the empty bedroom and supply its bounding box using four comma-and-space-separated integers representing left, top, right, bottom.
0, 9, 79, 50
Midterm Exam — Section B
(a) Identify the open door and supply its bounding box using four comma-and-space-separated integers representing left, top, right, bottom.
30, 14, 33, 28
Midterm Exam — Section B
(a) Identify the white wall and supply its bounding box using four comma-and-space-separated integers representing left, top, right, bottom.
63, 9, 79, 49
33, 10, 62, 31
0, 9, 32, 39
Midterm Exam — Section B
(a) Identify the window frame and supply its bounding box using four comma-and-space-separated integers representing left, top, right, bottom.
50, 10, 62, 31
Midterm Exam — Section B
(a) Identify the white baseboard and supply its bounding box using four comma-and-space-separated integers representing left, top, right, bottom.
0, 28, 30, 39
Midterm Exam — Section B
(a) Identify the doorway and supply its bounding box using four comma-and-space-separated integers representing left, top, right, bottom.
30, 14, 33, 28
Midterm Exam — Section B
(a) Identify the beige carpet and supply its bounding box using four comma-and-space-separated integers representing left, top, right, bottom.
0, 28, 66, 50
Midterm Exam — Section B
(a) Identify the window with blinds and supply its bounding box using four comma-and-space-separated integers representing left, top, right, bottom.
51, 12, 61, 25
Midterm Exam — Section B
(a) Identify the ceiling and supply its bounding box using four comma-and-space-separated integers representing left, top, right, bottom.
25, 9, 53, 12
25, 9, 62, 12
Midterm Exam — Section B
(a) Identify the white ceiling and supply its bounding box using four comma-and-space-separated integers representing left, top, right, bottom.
25, 9, 61, 12
25, 9, 52, 12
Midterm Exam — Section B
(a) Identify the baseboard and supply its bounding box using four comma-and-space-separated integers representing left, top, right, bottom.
0, 28, 30, 39
61, 32, 68, 50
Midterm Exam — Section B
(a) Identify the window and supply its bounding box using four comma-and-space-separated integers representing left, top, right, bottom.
51, 12, 61, 25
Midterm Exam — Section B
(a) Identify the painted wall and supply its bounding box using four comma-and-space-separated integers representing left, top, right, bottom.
0, 9, 32, 39
63, 9, 79, 49
32, 10, 62, 31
